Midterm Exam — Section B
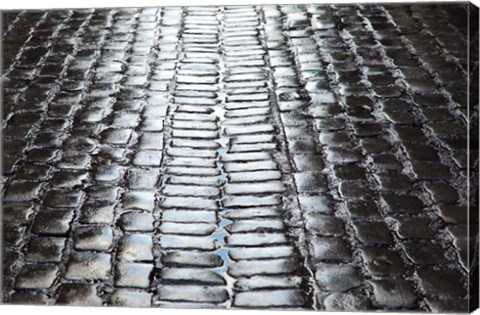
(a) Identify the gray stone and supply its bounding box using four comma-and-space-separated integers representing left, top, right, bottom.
370, 279, 417, 308
315, 264, 362, 291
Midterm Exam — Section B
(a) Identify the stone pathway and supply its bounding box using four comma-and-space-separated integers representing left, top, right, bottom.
2, 3, 478, 312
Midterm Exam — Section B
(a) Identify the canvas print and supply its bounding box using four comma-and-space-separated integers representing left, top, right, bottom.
1, 1, 479, 312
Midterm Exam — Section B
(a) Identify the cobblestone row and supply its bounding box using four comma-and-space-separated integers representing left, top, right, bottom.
378, 7, 471, 311
4, 9, 100, 304
155, 6, 230, 308
265, 5, 364, 310
2, 3, 477, 312
221, 6, 313, 309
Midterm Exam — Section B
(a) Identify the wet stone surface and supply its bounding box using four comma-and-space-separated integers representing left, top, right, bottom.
1, 3, 476, 312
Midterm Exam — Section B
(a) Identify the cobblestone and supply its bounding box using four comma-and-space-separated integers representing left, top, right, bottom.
31, 210, 74, 235
65, 252, 112, 280
72, 226, 113, 251
117, 234, 154, 261
315, 264, 362, 291
56, 284, 103, 306
352, 221, 393, 245
1, 3, 477, 312
110, 290, 152, 307
15, 264, 59, 290
370, 279, 418, 308
158, 285, 229, 304
115, 262, 153, 288
402, 242, 449, 265
25, 236, 66, 263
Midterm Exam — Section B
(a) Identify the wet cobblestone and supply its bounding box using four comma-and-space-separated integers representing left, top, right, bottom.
1, 3, 478, 312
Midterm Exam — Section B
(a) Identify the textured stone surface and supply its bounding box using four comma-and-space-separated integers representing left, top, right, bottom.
1, 3, 476, 312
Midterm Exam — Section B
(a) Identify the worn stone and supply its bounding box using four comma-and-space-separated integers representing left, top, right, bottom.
352, 221, 393, 245
117, 234, 154, 261
65, 251, 111, 280
416, 269, 467, 297
339, 180, 373, 199
133, 150, 162, 166
380, 194, 424, 214
345, 200, 381, 219
115, 262, 153, 288
425, 182, 458, 204
25, 236, 66, 263
72, 226, 113, 251
31, 210, 74, 235
436, 205, 468, 225
118, 211, 154, 232
310, 237, 352, 262
394, 217, 436, 239
230, 258, 299, 277
234, 290, 305, 308
306, 214, 345, 236
411, 161, 451, 180
4, 181, 43, 202
402, 242, 449, 265
3, 203, 35, 222
360, 247, 405, 276
315, 264, 362, 291
110, 290, 152, 307
123, 191, 156, 211
161, 267, 225, 285
158, 285, 228, 303
322, 292, 370, 311
56, 284, 102, 306
370, 279, 417, 308
162, 251, 223, 268
15, 264, 59, 289
294, 172, 329, 192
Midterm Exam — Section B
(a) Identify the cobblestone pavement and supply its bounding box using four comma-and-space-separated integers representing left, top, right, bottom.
1, 3, 479, 312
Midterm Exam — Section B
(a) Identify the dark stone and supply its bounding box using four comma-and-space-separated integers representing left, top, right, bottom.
56, 284, 102, 306
370, 279, 417, 308
352, 221, 393, 245
4, 181, 43, 202
360, 247, 405, 276
380, 194, 424, 214
345, 200, 381, 219
374, 173, 413, 191
437, 205, 468, 225
306, 214, 346, 236
395, 217, 436, 239
25, 236, 66, 263
416, 268, 467, 297
402, 242, 449, 265
294, 172, 329, 193
424, 182, 459, 204
371, 154, 403, 171
411, 162, 451, 180
425, 298, 469, 312
402, 143, 439, 161
339, 180, 373, 199
31, 210, 74, 235
15, 264, 58, 289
